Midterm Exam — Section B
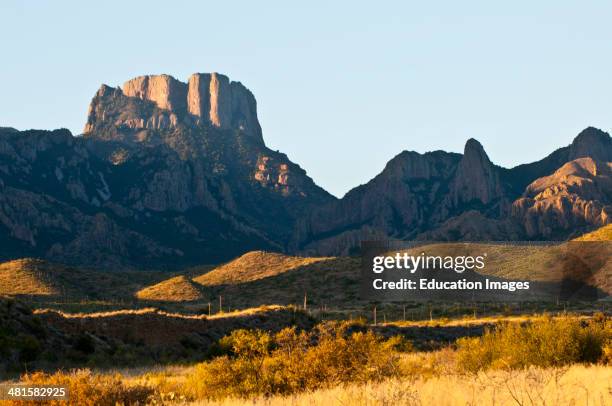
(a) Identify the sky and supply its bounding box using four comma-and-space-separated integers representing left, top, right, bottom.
1, 1, 612, 197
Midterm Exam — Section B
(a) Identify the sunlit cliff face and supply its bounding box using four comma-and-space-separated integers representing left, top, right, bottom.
85, 72, 262, 141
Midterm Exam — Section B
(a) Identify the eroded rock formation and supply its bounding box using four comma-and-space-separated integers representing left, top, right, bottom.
84, 73, 263, 142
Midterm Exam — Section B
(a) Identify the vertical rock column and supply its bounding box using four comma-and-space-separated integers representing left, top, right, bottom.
208, 73, 233, 128
187, 73, 211, 120
122, 74, 187, 112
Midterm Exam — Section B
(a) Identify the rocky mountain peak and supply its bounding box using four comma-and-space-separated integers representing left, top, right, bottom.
463, 138, 489, 163
569, 127, 612, 162
84, 72, 263, 142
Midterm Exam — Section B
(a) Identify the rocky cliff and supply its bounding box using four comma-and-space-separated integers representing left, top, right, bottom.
84, 73, 262, 142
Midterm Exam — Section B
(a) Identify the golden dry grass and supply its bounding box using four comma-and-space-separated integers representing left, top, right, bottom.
2, 369, 153, 406
574, 224, 612, 241
388, 313, 591, 328
136, 275, 204, 302
198, 365, 611, 406
0, 258, 59, 295
193, 251, 329, 286
190, 251, 360, 308
3, 320, 610, 405
390, 243, 570, 282
32, 304, 287, 320
0, 257, 174, 304
3, 239, 608, 313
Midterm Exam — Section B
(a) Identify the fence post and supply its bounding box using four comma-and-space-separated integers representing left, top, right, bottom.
373, 306, 377, 326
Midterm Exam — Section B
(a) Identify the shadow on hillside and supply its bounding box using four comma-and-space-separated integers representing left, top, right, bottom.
190, 242, 610, 310
0, 258, 187, 312
192, 257, 362, 310
1, 301, 316, 376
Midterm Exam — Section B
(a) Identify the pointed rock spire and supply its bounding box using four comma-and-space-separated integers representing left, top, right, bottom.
451, 138, 504, 206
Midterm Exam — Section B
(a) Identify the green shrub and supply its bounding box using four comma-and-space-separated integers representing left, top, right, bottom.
457, 315, 611, 372
186, 324, 403, 400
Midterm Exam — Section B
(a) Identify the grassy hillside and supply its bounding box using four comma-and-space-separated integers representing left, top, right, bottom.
191, 251, 360, 309
2, 237, 609, 314
573, 224, 612, 241
0, 252, 361, 311
0, 259, 58, 296
193, 251, 329, 286
0, 258, 172, 308
136, 275, 204, 302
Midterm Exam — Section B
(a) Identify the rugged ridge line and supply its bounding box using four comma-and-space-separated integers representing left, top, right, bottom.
1, 71, 611, 266
293, 129, 612, 255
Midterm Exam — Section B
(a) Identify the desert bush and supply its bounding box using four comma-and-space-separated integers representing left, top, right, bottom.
457, 315, 611, 372
602, 340, 612, 364
6, 369, 153, 406
185, 324, 403, 400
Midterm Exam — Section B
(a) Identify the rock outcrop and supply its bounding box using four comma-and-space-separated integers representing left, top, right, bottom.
512, 158, 611, 238
84, 73, 263, 142
448, 139, 507, 211
123, 74, 188, 113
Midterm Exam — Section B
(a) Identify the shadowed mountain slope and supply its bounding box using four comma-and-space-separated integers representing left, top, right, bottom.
293, 128, 612, 255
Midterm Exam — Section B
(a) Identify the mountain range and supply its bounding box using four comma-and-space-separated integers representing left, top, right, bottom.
0, 72, 610, 268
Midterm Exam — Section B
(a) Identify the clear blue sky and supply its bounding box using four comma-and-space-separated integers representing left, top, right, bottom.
2, 1, 611, 197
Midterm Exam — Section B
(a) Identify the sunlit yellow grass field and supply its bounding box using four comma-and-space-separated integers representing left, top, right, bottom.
197, 365, 611, 406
